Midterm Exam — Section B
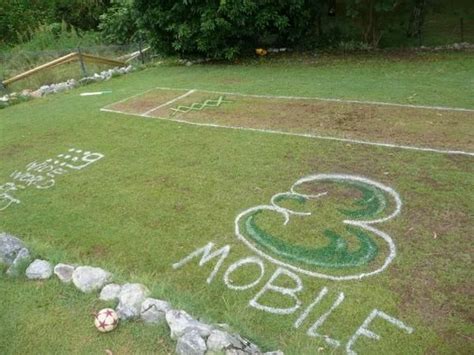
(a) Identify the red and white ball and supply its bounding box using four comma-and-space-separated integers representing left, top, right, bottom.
94, 308, 119, 332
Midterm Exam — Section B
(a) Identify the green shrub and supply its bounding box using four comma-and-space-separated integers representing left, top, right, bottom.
0, 0, 53, 45
98, 0, 141, 44
51, 0, 112, 31
134, 0, 324, 60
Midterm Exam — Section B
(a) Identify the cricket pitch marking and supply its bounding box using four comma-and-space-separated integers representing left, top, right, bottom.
101, 87, 474, 157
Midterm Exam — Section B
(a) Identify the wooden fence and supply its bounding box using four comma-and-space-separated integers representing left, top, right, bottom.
2, 52, 126, 87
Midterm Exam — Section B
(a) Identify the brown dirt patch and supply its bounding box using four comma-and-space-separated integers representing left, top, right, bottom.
109, 88, 474, 151
108, 89, 189, 115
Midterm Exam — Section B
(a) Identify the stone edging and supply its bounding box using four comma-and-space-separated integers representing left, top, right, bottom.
0, 65, 134, 109
1, 232, 283, 355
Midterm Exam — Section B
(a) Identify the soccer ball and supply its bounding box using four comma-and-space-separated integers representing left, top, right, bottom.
94, 308, 119, 332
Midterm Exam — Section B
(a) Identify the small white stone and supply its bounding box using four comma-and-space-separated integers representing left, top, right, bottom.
72, 266, 112, 293
54, 263, 75, 283
25, 259, 53, 280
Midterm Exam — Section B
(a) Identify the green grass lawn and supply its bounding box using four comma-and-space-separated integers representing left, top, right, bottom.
1, 52, 473, 354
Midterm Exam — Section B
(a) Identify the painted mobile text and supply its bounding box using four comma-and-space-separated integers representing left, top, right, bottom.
173, 174, 413, 354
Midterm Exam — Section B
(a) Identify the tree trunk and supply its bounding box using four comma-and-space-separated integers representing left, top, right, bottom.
407, 0, 426, 38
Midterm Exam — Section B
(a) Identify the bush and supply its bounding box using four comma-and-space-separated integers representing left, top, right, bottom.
51, 0, 112, 32
98, 0, 141, 44
0, 0, 112, 46
0, 0, 53, 45
134, 0, 323, 60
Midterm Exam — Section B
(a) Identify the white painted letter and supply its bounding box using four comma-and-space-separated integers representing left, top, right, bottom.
172, 242, 230, 284
346, 309, 414, 355
249, 267, 303, 314
306, 292, 344, 348
224, 256, 265, 290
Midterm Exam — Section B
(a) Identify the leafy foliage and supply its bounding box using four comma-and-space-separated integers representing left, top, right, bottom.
0, 0, 111, 46
133, 0, 323, 60
0, 0, 53, 45
51, 0, 113, 31
98, 0, 141, 44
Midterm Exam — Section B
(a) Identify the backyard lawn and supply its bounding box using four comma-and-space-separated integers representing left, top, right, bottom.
1, 52, 473, 354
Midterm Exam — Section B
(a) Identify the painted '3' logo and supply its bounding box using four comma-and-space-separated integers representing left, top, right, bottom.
235, 174, 402, 281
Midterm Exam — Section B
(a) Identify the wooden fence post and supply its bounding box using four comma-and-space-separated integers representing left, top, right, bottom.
138, 37, 145, 65
77, 47, 88, 77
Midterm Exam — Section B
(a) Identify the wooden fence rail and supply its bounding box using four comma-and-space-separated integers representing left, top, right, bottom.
2, 52, 126, 87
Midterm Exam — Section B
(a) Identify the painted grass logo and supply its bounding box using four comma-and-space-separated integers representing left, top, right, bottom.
235, 174, 402, 281
173, 174, 412, 352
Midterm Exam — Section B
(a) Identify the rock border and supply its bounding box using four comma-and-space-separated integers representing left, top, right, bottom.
0, 232, 282, 355
0, 65, 134, 108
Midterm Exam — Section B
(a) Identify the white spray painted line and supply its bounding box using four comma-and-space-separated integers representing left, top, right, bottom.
249, 267, 304, 314
99, 106, 474, 157
141, 89, 196, 116
80, 91, 112, 96
172, 242, 231, 284
101, 87, 160, 110
1, 148, 104, 212
294, 287, 329, 329
223, 256, 266, 290
234, 174, 401, 281
345, 309, 414, 355
149, 86, 474, 113
306, 291, 345, 348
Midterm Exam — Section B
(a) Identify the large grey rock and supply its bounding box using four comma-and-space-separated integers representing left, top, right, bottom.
0, 233, 26, 266
66, 79, 77, 88
39, 85, 54, 96
166, 309, 212, 340
6, 248, 31, 277
116, 283, 150, 320
99, 283, 122, 301
72, 266, 112, 293
263, 351, 284, 355
234, 334, 261, 354
52, 83, 67, 93
176, 329, 207, 355
207, 329, 243, 351
25, 259, 53, 280
54, 263, 75, 283
140, 298, 171, 324
30, 89, 43, 98
79, 77, 96, 85
225, 350, 247, 355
